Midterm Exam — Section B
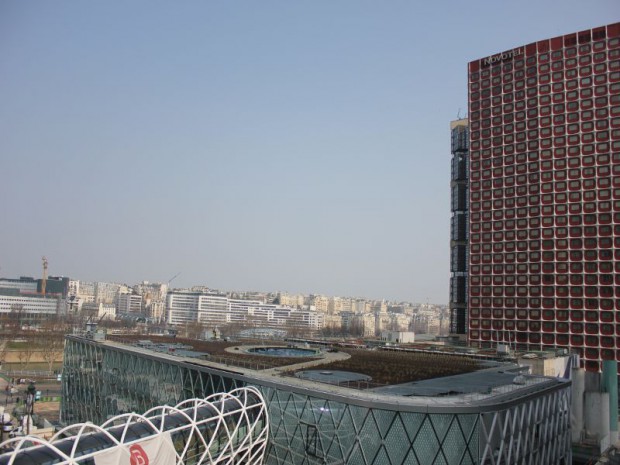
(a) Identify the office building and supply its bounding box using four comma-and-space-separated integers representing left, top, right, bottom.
449, 118, 469, 336
0, 275, 69, 297
0, 277, 39, 294
467, 23, 619, 371
0, 293, 59, 318
62, 336, 571, 465
0, 276, 64, 321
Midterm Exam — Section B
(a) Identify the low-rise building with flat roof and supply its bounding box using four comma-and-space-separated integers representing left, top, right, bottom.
62, 335, 572, 465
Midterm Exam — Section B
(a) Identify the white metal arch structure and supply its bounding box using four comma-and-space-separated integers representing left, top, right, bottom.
0, 386, 269, 465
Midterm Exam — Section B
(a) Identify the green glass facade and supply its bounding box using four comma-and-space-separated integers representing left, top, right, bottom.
62, 337, 572, 465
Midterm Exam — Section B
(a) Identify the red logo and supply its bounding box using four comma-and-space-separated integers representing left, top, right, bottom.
129, 444, 149, 465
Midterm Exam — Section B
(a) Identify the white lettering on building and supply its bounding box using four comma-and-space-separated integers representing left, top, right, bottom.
482, 48, 523, 66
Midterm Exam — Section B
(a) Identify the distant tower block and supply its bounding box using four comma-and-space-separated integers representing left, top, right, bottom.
41, 256, 48, 296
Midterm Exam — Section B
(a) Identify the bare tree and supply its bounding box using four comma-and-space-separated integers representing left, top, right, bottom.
219, 322, 238, 339
0, 313, 10, 330
0, 339, 7, 368
185, 321, 207, 340
9, 304, 25, 331
346, 318, 364, 337
285, 319, 311, 339
16, 332, 35, 370
40, 334, 64, 373
39, 319, 67, 372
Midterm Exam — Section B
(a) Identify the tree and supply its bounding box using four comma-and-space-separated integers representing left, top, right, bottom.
40, 332, 65, 373
0, 340, 7, 368
185, 321, 207, 340
16, 332, 35, 370
346, 318, 364, 337
46, 317, 71, 369
220, 321, 245, 339
285, 319, 311, 339
9, 304, 25, 331
320, 322, 341, 338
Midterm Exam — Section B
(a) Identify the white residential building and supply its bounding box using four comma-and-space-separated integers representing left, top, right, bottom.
328, 297, 344, 315
352, 313, 376, 337
380, 331, 415, 344
371, 300, 388, 314
134, 282, 168, 320
278, 293, 305, 308
117, 293, 143, 315
374, 311, 392, 336
166, 291, 323, 331
340, 298, 355, 313
310, 295, 329, 313
81, 302, 116, 320
95, 282, 123, 304
353, 300, 370, 313
68, 280, 80, 297
78, 282, 96, 304
390, 313, 413, 332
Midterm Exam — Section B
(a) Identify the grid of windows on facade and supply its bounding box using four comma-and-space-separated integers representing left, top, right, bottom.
450, 119, 470, 335
467, 23, 620, 372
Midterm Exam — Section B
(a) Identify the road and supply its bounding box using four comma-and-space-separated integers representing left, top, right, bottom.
0, 375, 61, 423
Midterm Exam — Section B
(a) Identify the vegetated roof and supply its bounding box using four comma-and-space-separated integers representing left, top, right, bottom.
313, 348, 482, 386
108, 336, 486, 384
107, 335, 320, 369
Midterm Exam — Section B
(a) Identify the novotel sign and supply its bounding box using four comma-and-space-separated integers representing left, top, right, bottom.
481, 47, 524, 67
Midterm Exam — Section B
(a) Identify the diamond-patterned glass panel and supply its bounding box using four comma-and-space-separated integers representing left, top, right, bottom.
412, 417, 442, 464
430, 414, 454, 443
402, 412, 426, 443
373, 408, 396, 439
62, 337, 572, 465
359, 409, 383, 463
347, 443, 366, 465
349, 404, 370, 431
373, 446, 391, 465
384, 415, 409, 465
442, 416, 476, 465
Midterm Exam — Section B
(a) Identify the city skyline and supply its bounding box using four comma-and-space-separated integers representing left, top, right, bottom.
1, 1, 617, 304
0, 270, 447, 306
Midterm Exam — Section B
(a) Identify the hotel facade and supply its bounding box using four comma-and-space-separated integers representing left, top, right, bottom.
466, 23, 620, 372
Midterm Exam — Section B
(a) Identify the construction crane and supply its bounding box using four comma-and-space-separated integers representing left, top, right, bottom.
41, 256, 48, 296
167, 272, 181, 287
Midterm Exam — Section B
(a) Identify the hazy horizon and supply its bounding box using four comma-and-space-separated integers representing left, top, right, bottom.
1, 1, 617, 303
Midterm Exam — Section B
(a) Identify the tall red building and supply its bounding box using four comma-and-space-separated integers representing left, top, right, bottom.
467, 23, 620, 372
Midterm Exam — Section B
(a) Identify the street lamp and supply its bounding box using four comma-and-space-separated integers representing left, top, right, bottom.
25, 382, 36, 436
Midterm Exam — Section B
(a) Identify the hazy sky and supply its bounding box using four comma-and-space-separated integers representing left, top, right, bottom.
1, 2, 617, 303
